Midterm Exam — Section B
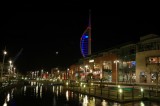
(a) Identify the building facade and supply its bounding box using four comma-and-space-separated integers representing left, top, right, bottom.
70, 34, 160, 84
136, 34, 160, 84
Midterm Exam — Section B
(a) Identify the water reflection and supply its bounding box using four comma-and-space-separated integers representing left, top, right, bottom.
36, 85, 38, 97
113, 103, 120, 106
10, 89, 14, 99
53, 86, 55, 92
30, 81, 37, 86
3, 100, 7, 106
141, 101, 145, 106
78, 95, 96, 106
3, 92, 10, 106
33, 82, 36, 85
52, 86, 63, 96
40, 85, 42, 98
6, 93, 10, 102
1, 83, 160, 106
31, 81, 33, 86
66, 90, 69, 101
56, 86, 59, 96
23, 86, 26, 95
53, 95, 56, 105
88, 100, 95, 106
76, 93, 160, 106
83, 95, 88, 106
101, 100, 107, 106
60, 86, 62, 93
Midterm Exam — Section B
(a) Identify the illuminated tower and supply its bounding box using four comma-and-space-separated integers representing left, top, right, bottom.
80, 10, 91, 57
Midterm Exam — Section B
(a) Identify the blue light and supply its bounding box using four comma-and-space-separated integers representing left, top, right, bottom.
131, 61, 136, 66
80, 34, 89, 57
85, 36, 88, 38
82, 35, 88, 39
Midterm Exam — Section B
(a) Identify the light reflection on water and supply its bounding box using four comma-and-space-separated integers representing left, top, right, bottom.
1, 83, 160, 106
36, 85, 38, 97
53, 86, 55, 92
56, 86, 59, 96
66, 90, 159, 106
83, 95, 88, 106
141, 101, 145, 106
23, 86, 26, 95
60, 86, 62, 93
66, 90, 69, 101
40, 85, 42, 98
3, 101, 7, 106
101, 100, 107, 106
11, 89, 14, 99
3, 92, 11, 106
6, 93, 10, 102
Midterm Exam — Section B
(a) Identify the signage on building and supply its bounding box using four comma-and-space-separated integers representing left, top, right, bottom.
89, 59, 94, 63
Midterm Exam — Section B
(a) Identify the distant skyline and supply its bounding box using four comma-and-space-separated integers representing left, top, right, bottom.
1, 4, 160, 73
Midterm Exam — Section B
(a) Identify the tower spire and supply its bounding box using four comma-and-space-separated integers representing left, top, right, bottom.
88, 9, 91, 55
80, 9, 92, 57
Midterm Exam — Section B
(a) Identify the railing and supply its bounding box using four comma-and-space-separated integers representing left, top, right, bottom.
64, 82, 160, 102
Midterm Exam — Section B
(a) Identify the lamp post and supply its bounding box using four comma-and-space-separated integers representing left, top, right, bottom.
9, 60, 12, 76
1, 50, 7, 81
67, 68, 69, 80
85, 65, 88, 82
114, 60, 119, 85
13, 67, 16, 77
14, 67, 16, 74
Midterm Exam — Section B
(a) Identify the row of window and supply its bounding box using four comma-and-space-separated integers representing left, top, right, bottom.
146, 57, 160, 64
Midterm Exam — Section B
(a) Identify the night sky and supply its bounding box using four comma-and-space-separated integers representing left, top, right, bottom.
1, 3, 160, 73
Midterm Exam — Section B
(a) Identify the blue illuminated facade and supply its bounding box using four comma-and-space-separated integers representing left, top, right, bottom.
80, 10, 91, 57
80, 33, 89, 57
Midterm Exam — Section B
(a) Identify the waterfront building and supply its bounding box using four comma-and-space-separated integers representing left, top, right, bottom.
70, 34, 160, 84
136, 34, 160, 84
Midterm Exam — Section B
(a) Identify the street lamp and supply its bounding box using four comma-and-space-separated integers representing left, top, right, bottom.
14, 67, 16, 72
1, 50, 7, 81
85, 65, 88, 72
114, 60, 119, 85
85, 65, 88, 81
67, 68, 69, 80
13, 67, 16, 76
9, 60, 12, 75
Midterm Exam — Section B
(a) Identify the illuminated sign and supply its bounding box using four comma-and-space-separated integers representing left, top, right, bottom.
89, 59, 94, 63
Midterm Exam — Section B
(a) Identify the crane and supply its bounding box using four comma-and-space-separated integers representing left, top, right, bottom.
12, 48, 23, 63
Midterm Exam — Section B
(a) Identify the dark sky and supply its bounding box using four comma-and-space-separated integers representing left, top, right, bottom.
1, 3, 160, 73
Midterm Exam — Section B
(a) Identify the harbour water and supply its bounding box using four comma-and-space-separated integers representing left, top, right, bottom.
0, 82, 159, 106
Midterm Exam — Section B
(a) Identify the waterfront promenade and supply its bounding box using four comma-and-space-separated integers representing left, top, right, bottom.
64, 81, 160, 103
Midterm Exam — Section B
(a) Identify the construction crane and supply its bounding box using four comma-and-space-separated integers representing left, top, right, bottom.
12, 48, 23, 63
